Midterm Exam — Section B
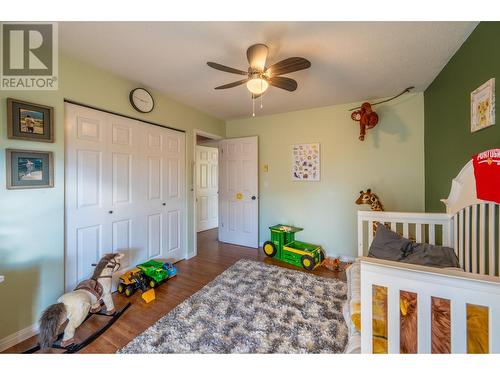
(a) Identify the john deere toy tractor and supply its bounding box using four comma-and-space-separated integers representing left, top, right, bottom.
263, 224, 325, 270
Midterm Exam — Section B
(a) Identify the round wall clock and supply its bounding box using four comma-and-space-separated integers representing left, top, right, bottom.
129, 88, 154, 113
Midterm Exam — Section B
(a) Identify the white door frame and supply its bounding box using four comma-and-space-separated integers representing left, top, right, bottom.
190, 129, 223, 259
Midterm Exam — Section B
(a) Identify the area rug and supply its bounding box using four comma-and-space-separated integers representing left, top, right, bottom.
118, 259, 348, 353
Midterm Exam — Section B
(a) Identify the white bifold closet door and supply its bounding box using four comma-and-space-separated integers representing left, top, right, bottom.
65, 103, 185, 291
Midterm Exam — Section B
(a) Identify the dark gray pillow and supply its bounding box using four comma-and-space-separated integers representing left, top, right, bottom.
402, 243, 460, 268
368, 223, 412, 261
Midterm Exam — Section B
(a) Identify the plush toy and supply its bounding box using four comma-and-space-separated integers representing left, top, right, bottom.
355, 188, 384, 211
351, 102, 379, 141
323, 257, 342, 271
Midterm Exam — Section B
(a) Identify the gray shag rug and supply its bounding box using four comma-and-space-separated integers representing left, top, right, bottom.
118, 259, 348, 353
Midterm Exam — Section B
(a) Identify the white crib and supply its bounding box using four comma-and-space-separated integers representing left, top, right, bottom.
357, 160, 500, 353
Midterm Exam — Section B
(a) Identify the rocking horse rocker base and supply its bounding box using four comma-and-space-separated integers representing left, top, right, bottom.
23, 301, 131, 354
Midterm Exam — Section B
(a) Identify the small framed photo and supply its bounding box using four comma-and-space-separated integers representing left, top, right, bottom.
6, 149, 54, 189
471, 78, 495, 133
7, 98, 54, 142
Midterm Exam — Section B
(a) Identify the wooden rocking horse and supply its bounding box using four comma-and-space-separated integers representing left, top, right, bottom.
34, 253, 129, 353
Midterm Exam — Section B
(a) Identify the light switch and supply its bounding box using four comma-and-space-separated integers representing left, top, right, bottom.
263, 164, 269, 172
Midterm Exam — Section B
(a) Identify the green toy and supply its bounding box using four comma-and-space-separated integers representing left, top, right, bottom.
263, 224, 325, 270
137, 259, 170, 288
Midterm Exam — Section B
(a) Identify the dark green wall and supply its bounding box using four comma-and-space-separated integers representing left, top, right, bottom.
425, 22, 500, 212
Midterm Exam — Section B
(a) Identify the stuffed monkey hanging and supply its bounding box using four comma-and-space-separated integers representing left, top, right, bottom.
351, 102, 379, 141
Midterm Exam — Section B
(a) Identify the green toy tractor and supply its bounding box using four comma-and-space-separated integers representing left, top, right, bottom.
263, 224, 325, 270
137, 259, 170, 288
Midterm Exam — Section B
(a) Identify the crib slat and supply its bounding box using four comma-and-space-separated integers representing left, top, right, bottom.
479, 204, 486, 275
358, 217, 364, 256
471, 205, 478, 274
429, 224, 436, 245
489, 204, 496, 276
417, 294, 431, 353
465, 207, 470, 272
451, 299, 467, 353
459, 210, 464, 269
403, 223, 409, 239
387, 288, 400, 353
368, 220, 374, 246
453, 214, 459, 257
416, 223, 422, 243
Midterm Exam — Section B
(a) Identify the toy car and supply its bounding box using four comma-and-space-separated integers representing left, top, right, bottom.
117, 268, 147, 297
162, 261, 177, 278
263, 224, 325, 271
137, 259, 170, 288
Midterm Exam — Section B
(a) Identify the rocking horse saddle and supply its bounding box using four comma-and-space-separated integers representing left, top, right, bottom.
74, 279, 104, 300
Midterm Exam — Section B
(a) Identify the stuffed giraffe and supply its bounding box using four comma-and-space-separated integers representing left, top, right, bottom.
355, 188, 385, 235
355, 189, 384, 211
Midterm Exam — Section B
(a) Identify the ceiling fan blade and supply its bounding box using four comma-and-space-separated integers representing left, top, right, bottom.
266, 57, 311, 77
214, 79, 249, 90
207, 62, 248, 75
247, 44, 269, 71
268, 76, 298, 91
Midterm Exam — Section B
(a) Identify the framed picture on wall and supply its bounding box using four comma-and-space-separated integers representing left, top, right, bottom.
7, 98, 54, 142
292, 143, 320, 181
471, 78, 495, 133
6, 149, 54, 189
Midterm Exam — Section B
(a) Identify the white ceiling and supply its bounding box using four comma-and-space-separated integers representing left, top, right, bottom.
60, 22, 478, 120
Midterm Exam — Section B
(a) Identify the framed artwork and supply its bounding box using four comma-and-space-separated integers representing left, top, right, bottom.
292, 143, 320, 181
6, 149, 54, 189
471, 78, 495, 133
7, 98, 54, 142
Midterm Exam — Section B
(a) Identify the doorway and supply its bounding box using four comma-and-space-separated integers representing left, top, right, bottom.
195, 135, 220, 232
192, 131, 259, 257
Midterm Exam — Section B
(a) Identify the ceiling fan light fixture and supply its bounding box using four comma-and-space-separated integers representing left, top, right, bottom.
246, 77, 269, 95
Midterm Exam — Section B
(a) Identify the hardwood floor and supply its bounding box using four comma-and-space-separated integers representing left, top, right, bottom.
3, 228, 346, 354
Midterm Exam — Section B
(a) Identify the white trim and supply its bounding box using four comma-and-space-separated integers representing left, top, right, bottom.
0, 323, 38, 353
192, 129, 224, 258
0, 275, 4, 283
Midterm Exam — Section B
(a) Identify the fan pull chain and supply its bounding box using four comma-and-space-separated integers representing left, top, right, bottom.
252, 95, 255, 117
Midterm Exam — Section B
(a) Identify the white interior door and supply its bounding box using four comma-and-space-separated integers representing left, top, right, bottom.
196, 145, 218, 232
218, 136, 258, 248
65, 103, 186, 291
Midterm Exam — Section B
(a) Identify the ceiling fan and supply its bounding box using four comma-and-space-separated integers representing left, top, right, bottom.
207, 44, 311, 99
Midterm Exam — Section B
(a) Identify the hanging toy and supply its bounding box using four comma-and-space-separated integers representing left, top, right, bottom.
351, 102, 379, 141
349, 86, 414, 141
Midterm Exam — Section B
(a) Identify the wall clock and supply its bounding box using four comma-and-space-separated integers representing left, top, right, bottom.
129, 88, 154, 113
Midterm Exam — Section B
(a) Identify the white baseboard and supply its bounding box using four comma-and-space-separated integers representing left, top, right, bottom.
0, 322, 38, 353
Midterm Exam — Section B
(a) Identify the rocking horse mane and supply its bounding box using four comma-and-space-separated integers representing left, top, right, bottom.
91, 253, 117, 280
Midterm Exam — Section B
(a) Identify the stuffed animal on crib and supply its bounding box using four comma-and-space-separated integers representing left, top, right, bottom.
38, 253, 124, 349
351, 102, 379, 141
355, 188, 384, 211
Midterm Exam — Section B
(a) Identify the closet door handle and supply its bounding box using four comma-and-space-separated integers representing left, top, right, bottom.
162, 203, 166, 206
108, 210, 113, 214
251, 196, 256, 200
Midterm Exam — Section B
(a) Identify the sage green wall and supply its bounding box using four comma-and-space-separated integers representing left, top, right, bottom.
0, 53, 225, 341
226, 93, 425, 258
425, 22, 499, 212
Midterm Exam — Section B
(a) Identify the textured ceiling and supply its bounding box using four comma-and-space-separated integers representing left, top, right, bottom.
60, 22, 478, 120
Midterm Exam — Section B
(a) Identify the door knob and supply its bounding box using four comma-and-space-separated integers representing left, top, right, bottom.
162, 203, 166, 206
251, 196, 257, 200
108, 210, 113, 214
